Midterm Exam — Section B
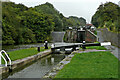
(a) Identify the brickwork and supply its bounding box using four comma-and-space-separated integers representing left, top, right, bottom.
85, 30, 97, 43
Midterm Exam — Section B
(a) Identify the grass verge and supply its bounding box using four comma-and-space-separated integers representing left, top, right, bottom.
86, 46, 107, 50
54, 51, 118, 78
2, 47, 50, 63
80, 46, 107, 50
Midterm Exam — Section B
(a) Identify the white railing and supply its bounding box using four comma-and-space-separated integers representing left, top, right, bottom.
0, 50, 12, 67
0, 53, 7, 66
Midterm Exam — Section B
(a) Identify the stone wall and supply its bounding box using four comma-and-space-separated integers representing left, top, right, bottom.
51, 32, 65, 42
101, 28, 120, 47
64, 30, 77, 43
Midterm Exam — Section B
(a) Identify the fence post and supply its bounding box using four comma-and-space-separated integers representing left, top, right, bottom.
38, 47, 40, 52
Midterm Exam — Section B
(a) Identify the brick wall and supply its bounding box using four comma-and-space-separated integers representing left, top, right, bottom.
85, 30, 98, 43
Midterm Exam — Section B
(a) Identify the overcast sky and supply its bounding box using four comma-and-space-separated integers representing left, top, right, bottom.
10, 0, 119, 23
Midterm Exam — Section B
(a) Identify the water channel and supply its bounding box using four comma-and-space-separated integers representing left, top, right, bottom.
3, 51, 67, 79
2, 31, 67, 79
2, 42, 69, 79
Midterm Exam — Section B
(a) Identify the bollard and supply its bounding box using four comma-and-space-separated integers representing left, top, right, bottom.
38, 47, 40, 52
72, 46, 76, 51
82, 41, 86, 49
51, 44, 55, 53
44, 41, 48, 49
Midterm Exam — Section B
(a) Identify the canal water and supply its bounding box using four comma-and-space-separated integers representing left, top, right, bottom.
3, 53, 67, 79
2, 31, 67, 79
2, 42, 76, 79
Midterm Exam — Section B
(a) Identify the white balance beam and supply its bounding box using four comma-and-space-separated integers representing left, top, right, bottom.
101, 42, 111, 46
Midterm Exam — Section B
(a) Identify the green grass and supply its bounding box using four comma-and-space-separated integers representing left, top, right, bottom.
55, 51, 118, 78
86, 46, 107, 50
80, 46, 107, 50
94, 30, 97, 35
2, 47, 50, 63
94, 41, 99, 43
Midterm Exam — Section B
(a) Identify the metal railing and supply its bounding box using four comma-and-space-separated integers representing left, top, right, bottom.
0, 50, 12, 67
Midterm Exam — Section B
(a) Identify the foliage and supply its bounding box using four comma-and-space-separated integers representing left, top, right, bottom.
2, 2, 86, 45
34, 2, 64, 31
94, 30, 97, 35
55, 51, 118, 78
34, 2, 86, 31
2, 2, 36, 45
91, 2, 120, 32
21, 9, 55, 42
67, 16, 86, 27
2, 2, 54, 45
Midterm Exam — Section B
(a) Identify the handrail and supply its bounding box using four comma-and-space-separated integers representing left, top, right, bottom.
0, 53, 7, 67
0, 50, 12, 66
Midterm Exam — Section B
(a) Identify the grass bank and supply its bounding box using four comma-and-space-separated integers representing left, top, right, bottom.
2, 47, 50, 63
55, 51, 118, 78
86, 46, 107, 50
80, 46, 107, 50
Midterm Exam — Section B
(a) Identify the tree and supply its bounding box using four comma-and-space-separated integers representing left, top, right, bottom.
91, 2, 120, 32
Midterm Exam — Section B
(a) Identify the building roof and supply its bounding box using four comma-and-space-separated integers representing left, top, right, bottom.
86, 24, 93, 26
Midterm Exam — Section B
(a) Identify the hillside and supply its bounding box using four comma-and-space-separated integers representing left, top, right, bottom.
91, 2, 120, 32
2, 2, 54, 44
34, 2, 86, 31
2, 2, 86, 45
